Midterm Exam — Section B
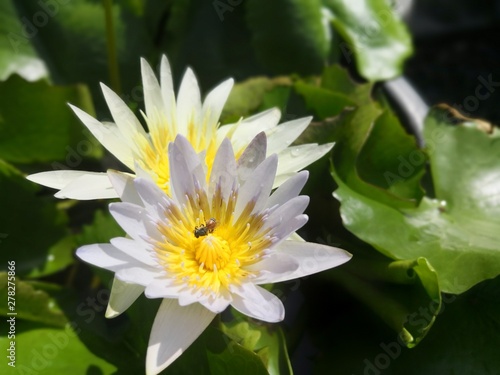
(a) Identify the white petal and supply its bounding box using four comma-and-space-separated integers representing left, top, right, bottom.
146, 300, 215, 375
245, 251, 299, 276
27, 170, 91, 190
263, 241, 352, 283
115, 266, 158, 286
230, 108, 281, 151
69, 104, 135, 169
145, 279, 184, 299
55, 172, 118, 200
267, 170, 308, 208
277, 143, 334, 175
209, 138, 237, 202
266, 116, 312, 154
109, 202, 162, 242
107, 170, 142, 205
176, 68, 202, 135
105, 277, 145, 318
160, 55, 176, 132
77, 243, 138, 271
100, 83, 148, 151
231, 283, 284, 323
141, 58, 164, 122
110, 237, 157, 266
235, 154, 277, 219
202, 78, 234, 132
237, 132, 267, 184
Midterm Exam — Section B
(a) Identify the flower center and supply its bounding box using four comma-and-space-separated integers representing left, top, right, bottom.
151, 189, 274, 297
194, 235, 230, 271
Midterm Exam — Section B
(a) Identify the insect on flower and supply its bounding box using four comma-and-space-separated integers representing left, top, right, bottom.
194, 218, 217, 238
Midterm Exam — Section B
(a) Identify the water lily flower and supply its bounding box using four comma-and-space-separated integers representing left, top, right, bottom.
76, 134, 351, 374
27, 55, 333, 199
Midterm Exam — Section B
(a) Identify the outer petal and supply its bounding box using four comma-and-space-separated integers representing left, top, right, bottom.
264, 196, 310, 235
100, 83, 148, 152
167, 139, 196, 206
54, 172, 118, 200
228, 108, 281, 151
146, 299, 215, 375
202, 78, 234, 133
77, 243, 144, 271
176, 68, 202, 135
160, 55, 176, 133
266, 116, 312, 154
27, 170, 93, 190
231, 283, 284, 323
105, 277, 145, 318
69, 104, 135, 169
141, 58, 164, 125
262, 241, 352, 284
277, 143, 334, 175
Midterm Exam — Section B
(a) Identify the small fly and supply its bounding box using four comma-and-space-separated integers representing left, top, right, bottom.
194, 218, 217, 238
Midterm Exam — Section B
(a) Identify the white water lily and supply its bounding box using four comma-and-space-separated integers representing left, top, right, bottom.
76, 134, 351, 374
27, 55, 333, 199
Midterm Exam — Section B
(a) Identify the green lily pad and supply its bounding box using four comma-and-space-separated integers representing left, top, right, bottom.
333, 105, 500, 294
323, 0, 413, 81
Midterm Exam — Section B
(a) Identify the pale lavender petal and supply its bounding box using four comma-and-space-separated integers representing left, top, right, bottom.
209, 138, 237, 202
267, 170, 308, 208
107, 170, 142, 205
264, 196, 309, 233
237, 132, 267, 184
235, 154, 278, 219
109, 202, 162, 242
146, 300, 215, 375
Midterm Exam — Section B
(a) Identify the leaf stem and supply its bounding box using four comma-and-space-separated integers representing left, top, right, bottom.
102, 0, 121, 94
